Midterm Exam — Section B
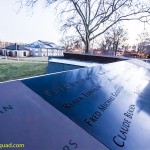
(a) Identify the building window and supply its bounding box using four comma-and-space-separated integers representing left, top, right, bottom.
23, 52, 26, 56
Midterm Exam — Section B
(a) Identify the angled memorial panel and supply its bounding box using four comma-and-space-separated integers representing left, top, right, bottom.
21, 60, 150, 150
0, 81, 108, 150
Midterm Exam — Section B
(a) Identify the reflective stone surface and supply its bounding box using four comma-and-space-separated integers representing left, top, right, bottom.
0, 81, 107, 150
21, 60, 150, 150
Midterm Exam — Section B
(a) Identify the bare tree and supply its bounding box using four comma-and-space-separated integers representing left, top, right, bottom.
60, 35, 82, 52
137, 31, 149, 53
102, 25, 128, 55
20, 0, 150, 53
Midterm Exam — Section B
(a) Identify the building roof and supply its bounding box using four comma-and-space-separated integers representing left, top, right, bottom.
5, 44, 30, 51
25, 40, 63, 50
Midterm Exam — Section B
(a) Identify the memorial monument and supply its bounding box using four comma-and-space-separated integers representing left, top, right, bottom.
0, 55, 150, 149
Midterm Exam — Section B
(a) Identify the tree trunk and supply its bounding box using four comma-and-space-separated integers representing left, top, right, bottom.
113, 40, 119, 56
85, 35, 90, 53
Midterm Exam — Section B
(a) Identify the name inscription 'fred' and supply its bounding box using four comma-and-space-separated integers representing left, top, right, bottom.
113, 104, 135, 147
84, 86, 123, 127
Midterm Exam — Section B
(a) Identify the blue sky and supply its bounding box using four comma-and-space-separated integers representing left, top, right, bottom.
0, 0, 149, 45
0, 0, 60, 44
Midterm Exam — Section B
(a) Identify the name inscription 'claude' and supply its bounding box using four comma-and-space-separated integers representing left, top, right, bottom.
113, 104, 135, 147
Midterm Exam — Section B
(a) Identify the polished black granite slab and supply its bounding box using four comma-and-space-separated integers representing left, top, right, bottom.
63, 52, 128, 63
21, 60, 150, 150
0, 81, 107, 150
1, 59, 150, 149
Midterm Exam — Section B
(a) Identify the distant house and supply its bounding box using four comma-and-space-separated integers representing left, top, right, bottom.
0, 41, 13, 55
123, 50, 132, 57
122, 45, 138, 52
116, 50, 124, 56
2, 43, 30, 57
25, 40, 64, 57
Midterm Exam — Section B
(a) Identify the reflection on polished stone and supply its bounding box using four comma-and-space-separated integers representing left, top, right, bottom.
22, 60, 150, 150
0, 81, 108, 150
1, 59, 150, 149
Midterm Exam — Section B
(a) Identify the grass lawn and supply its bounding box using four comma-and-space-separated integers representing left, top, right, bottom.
0, 60, 47, 82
